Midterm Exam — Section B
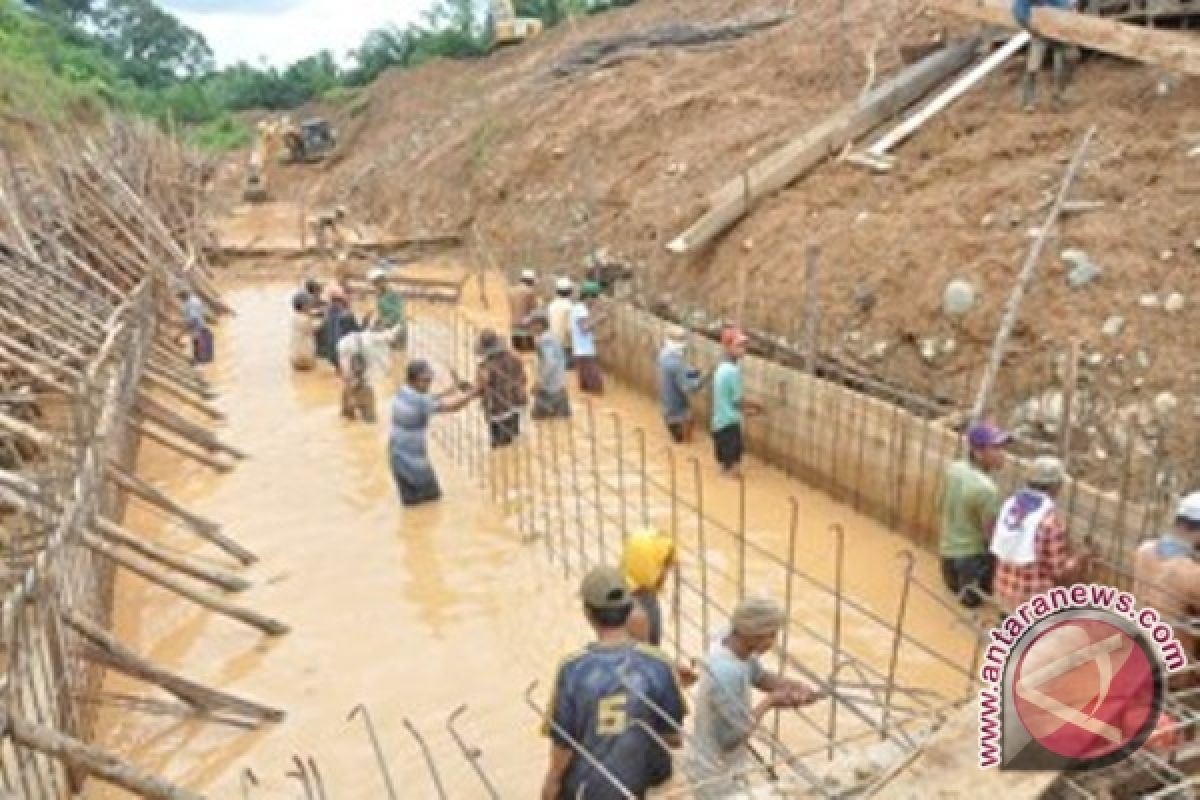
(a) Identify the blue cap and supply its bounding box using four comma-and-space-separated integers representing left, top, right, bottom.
967, 422, 1011, 449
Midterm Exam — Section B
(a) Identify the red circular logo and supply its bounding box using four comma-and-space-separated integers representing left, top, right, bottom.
1012, 617, 1159, 762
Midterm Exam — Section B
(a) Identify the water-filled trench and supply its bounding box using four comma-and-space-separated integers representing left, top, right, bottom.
92, 272, 979, 797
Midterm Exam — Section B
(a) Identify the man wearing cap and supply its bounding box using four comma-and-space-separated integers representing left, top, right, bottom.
1134, 492, 1200, 671
991, 456, 1089, 614
509, 269, 539, 353
572, 281, 608, 395
938, 422, 1009, 608
529, 310, 571, 420
686, 596, 820, 798
541, 566, 687, 800
316, 286, 361, 371
474, 329, 527, 448
657, 326, 706, 444
548, 277, 575, 367
368, 267, 406, 351
711, 327, 761, 477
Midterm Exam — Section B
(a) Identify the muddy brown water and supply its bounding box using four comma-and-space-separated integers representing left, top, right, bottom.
93, 275, 977, 797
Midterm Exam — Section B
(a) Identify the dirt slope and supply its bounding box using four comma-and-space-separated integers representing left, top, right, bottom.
298, 0, 1200, 487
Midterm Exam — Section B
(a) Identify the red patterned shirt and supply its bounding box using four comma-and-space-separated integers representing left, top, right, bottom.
994, 509, 1073, 613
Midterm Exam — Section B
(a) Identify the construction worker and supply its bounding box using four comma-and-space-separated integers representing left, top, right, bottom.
388, 359, 478, 506
316, 286, 360, 371
311, 205, 358, 255
939, 422, 1009, 609
540, 565, 686, 800
1016, 0, 1077, 111
685, 596, 821, 798
547, 277, 575, 367
1133, 492, 1200, 675
177, 288, 213, 366
367, 267, 406, 350
991, 456, 1091, 614
528, 311, 571, 419
658, 325, 706, 443
509, 268, 538, 352
571, 280, 607, 395
711, 327, 762, 478
289, 291, 322, 371
475, 329, 528, 448
336, 325, 404, 423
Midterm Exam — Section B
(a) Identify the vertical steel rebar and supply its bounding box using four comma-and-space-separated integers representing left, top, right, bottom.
827, 523, 846, 760
737, 472, 747, 602
882, 552, 917, 741
772, 498, 800, 759
668, 446, 683, 662
565, 410, 588, 570
586, 401, 605, 561
610, 411, 629, 538
691, 457, 710, 645
636, 427, 649, 528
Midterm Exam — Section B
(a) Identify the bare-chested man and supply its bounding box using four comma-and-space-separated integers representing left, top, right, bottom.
1134, 492, 1200, 682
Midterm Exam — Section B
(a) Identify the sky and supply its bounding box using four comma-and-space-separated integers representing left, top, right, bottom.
160, 0, 435, 68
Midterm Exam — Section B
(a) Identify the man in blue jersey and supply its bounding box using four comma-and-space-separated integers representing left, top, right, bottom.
541, 566, 687, 800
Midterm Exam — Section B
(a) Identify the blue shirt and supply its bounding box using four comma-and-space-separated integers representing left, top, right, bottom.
711, 360, 743, 431
571, 302, 597, 358
546, 642, 686, 800
657, 346, 702, 424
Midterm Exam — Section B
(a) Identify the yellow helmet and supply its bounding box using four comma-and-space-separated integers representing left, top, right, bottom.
621, 529, 675, 592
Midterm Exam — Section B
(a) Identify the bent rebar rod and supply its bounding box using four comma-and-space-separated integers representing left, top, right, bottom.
446, 704, 501, 799
347, 703, 399, 800
239, 768, 258, 800
402, 717, 449, 800
523, 680, 636, 800
286, 755, 315, 800
307, 757, 328, 800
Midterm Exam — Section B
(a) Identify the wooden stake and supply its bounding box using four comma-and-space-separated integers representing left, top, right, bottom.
92, 519, 250, 593
970, 126, 1096, 422
107, 464, 258, 566
1059, 339, 1080, 470
136, 395, 243, 459
84, 534, 287, 636
2, 710, 201, 800
62, 608, 282, 722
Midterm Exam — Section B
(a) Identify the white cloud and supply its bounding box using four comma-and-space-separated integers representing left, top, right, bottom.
161, 0, 435, 68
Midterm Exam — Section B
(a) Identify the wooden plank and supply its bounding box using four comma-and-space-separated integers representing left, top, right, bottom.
666, 39, 978, 255
863, 32, 1032, 163
926, 0, 1200, 75
866, 704, 1060, 798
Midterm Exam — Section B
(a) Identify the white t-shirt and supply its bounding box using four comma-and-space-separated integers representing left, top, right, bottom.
570, 302, 596, 358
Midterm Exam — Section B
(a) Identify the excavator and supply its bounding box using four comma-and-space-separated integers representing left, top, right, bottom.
242, 116, 337, 203
487, 0, 544, 48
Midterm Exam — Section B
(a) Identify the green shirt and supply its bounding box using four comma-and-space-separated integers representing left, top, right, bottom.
711, 360, 742, 432
375, 290, 405, 329
939, 459, 1000, 558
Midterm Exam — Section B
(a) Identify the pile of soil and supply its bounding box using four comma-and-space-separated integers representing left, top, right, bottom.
291, 0, 1200, 488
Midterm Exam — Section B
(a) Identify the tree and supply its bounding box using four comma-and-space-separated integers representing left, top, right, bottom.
89, 0, 213, 88
21, 0, 94, 23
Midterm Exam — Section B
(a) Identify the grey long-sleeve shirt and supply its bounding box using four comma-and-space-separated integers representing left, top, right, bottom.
658, 345, 702, 424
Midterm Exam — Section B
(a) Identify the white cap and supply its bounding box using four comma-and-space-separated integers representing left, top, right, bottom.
367, 267, 386, 283
555, 276, 573, 291
665, 325, 687, 343
520, 268, 536, 283
1177, 492, 1200, 523
1028, 456, 1065, 486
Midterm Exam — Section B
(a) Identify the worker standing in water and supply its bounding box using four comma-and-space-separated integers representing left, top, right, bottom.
711, 327, 762, 478
289, 292, 322, 371
1134, 492, 1200, 684
387, 360, 477, 506
528, 311, 571, 419
509, 268, 538, 352
547, 277, 575, 367
540, 566, 687, 800
571, 280, 607, 395
367, 266, 406, 350
475, 329, 528, 448
658, 325, 706, 443
622, 528, 699, 688
316, 286, 361, 372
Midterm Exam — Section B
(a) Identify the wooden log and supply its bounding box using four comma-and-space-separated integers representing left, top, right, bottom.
926, 0, 1200, 76
862, 32, 1031, 164
666, 39, 978, 254
107, 464, 259, 566
141, 372, 224, 421
970, 126, 1095, 422
93, 518, 250, 593
136, 395, 244, 460
83, 534, 288, 636
0, 410, 55, 450
3, 710, 201, 800
132, 418, 233, 473
62, 608, 282, 722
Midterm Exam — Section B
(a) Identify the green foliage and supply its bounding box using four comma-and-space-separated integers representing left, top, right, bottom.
186, 113, 252, 151
1, 0, 637, 147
